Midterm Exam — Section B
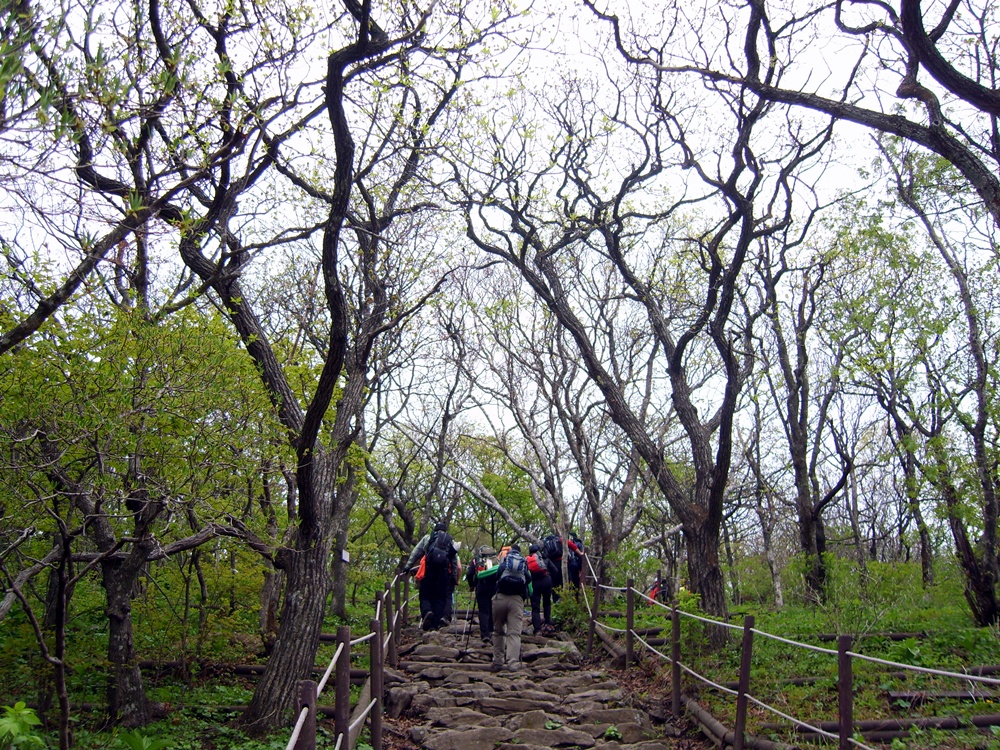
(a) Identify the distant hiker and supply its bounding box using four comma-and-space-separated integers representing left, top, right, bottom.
527, 543, 556, 635
542, 533, 583, 590
491, 543, 531, 672
567, 532, 583, 587
405, 522, 457, 631
466, 545, 499, 643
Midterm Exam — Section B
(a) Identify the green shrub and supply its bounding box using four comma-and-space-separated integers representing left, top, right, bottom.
0, 702, 45, 749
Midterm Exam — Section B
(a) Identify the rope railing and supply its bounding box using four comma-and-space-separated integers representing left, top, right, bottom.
348, 699, 378, 734
316, 641, 345, 696
588, 569, 993, 750
283, 573, 408, 750
350, 632, 376, 647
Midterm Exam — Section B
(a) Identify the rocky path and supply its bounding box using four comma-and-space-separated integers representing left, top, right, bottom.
382, 615, 707, 750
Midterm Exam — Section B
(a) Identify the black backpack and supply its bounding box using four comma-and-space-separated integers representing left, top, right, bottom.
496, 550, 528, 595
427, 530, 453, 567
543, 534, 563, 561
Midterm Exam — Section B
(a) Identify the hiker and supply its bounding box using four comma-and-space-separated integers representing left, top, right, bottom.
542, 533, 583, 590
466, 545, 499, 643
491, 543, 531, 672
405, 522, 457, 631
527, 543, 556, 635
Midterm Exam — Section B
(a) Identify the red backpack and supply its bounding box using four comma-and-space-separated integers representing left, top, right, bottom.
526, 554, 545, 575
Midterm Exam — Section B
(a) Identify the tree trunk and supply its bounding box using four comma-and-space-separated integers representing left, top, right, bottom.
754, 498, 783, 608
101, 559, 150, 727
683, 522, 728, 645
722, 521, 740, 606
241, 533, 333, 731
259, 565, 283, 656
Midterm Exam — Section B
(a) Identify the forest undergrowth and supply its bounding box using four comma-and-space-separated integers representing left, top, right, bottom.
3, 557, 1000, 748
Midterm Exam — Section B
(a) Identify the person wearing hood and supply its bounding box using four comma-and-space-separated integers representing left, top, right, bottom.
405, 522, 457, 631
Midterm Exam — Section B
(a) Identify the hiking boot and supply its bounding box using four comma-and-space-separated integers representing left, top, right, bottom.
506, 662, 522, 672
490, 662, 504, 672
421, 612, 435, 631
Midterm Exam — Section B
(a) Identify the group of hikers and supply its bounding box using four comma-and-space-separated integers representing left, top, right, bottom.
404, 523, 583, 672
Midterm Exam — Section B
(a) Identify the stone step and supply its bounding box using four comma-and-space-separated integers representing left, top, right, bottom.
386, 618, 688, 749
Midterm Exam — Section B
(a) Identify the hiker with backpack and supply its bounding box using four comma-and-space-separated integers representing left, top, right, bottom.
405, 522, 458, 631
491, 543, 531, 672
542, 533, 583, 591
527, 544, 556, 635
527, 543, 556, 635
466, 545, 499, 643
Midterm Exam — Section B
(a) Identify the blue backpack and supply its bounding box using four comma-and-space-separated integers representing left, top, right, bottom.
497, 550, 528, 595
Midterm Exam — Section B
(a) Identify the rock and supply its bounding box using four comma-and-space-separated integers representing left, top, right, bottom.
478, 696, 562, 715
512, 726, 597, 747
507, 709, 563, 730
565, 701, 607, 716
418, 666, 450, 680
410, 724, 431, 743
505, 688, 562, 703
410, 644, 462, 661
523, 644, 582, 661
587, 708, 651, 727
425, 706, 501, 729
574, 722, 612, 738
564, 687, 624, 703
422, 726, 513, 750
612, 722, 653, 743
540, 674, 595, 695
386, 681, 429, 718
383, 667, 408, 685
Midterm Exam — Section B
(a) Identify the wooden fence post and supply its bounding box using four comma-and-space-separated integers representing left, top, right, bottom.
382, 588, 397, 669
295, 679, 317, 750
625, 577, 634, 668
335, 625, 351, 745
370, 617, 384, 750
671, 601, 681, 717
838, 635, 853, 750
734, 615, 754, 750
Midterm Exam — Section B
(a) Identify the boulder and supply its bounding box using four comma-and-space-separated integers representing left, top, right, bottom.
385, 680, 430, 718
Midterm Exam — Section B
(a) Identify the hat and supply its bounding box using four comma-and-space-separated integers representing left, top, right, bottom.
479, 545, 497, 557
529, 544, 540, 555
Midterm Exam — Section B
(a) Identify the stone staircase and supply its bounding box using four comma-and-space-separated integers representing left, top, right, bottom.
383, 617, 698, 750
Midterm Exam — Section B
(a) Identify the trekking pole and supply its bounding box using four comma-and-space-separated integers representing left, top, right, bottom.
461, 589, 475, 656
